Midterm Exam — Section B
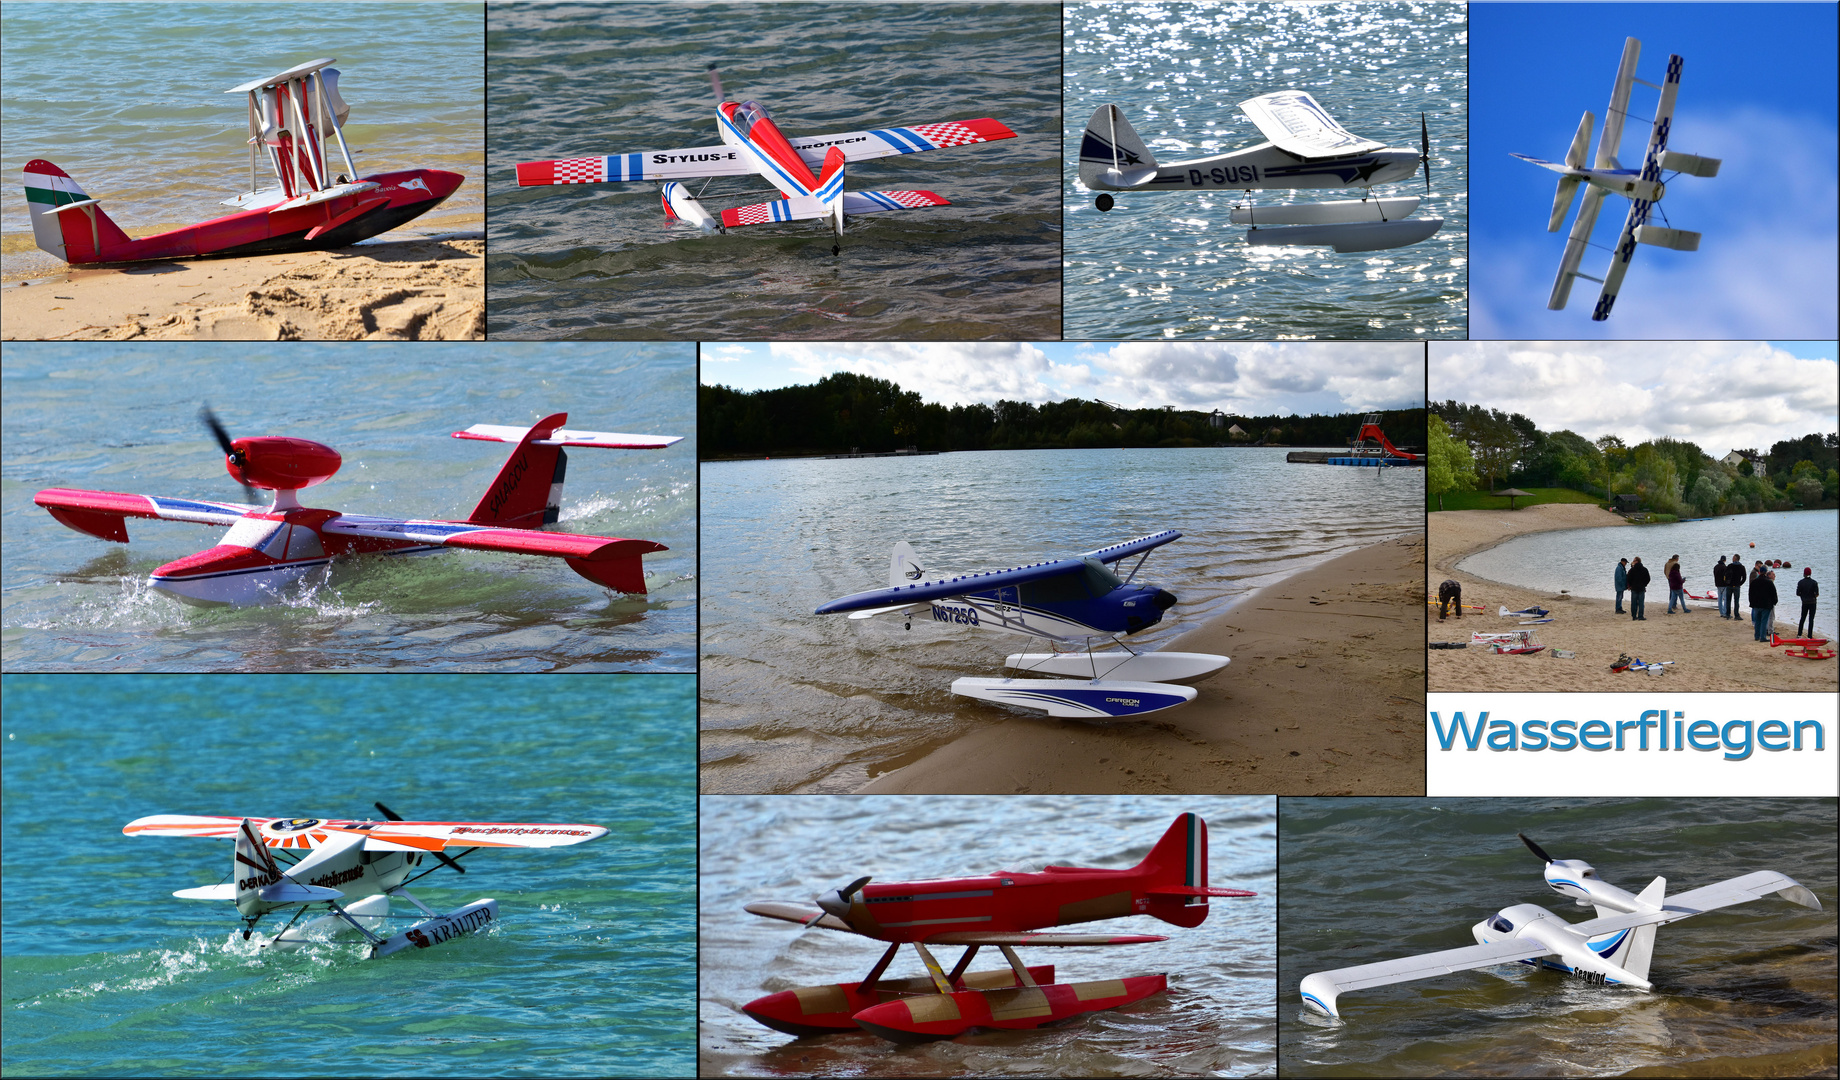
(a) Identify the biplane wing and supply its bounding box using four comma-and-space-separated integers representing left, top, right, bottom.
744, 903, 1165, 945
124, 814, 608, 850
1588, 54, 1682, 322
1238, 92, 1386, 158
515, 146, 753, 185
783, 118, 1017, 166
33, 488, 264, 542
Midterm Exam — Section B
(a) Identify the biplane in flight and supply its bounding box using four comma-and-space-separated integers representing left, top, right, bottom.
24, 59, 461, 265
742, 812, 1256, 1041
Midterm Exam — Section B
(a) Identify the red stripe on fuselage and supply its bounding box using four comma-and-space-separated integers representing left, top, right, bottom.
721, 103, 819, 194
851, 867, 1154, 940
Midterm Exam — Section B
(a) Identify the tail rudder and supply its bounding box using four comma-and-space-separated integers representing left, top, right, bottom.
1139, 812, 1211, 928
816, 146, 846, 239
1079, 105, 1157, 190
466, 412, 568, 528
233, 818, 282, 917
23, 159, 130, 263
888, 541, 924, 587
1608, 876, 1666, 982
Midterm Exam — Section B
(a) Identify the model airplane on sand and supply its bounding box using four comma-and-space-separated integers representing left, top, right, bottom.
33, 410, 680, 606
515, 67, 1015, 253
743, 812, 1255, 1041
1299, 832, 1821, 1018
1513, 37, 1719, 321
815, 530, 1228, 719
24, 59, 461, 265
126, 804, 604, 958
1079, 91, 1443, 252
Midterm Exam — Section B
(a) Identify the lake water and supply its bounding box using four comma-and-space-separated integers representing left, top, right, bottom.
485, 2, 1061, 340
700, 793, 1276, 1077
1278, 796, 1837, 1077
1063, 0, 1468, 339
1459, 510, 1838, 638
0, 673, 695, 1077
0, 2, 485, 280
699, 447, 1424, 793
1, 342, 696, 672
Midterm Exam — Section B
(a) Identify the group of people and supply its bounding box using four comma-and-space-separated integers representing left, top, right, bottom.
1615, 553, 1820, 641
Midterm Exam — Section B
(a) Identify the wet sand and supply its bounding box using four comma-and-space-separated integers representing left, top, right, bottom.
859, 531, 1427, 795
1428, 503, 1836, 691
2, 224, 482, 341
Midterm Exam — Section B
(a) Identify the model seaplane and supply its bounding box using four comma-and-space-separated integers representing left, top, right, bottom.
33, 409, 680, 606
815, 530, 1228, 719
514, 68, 1015, 254
125, 804, 605, 958
742, 812, 1255, 1042
24, 59, 461, 265
1299, 832, 1821, 1019
1079, 91, 1442, 252
1513, 37, 1720, 321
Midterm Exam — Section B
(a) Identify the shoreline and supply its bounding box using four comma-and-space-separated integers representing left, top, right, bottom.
1428, 504, 1836, 692
856, 530, 1427, 795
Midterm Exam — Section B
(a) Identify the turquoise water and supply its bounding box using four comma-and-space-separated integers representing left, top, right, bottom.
1, 342, 696, 672
1, 2, 484, 277
486, 2, 1061, 340
0, 673, 695, 1077
1064, 0, 1468, 339
1459, 510, 1838, 638
700, 794, 1276, 1077
1279, 797, 1837, 1077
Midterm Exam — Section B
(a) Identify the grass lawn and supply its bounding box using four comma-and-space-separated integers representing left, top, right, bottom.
1429, 486, 1605, 512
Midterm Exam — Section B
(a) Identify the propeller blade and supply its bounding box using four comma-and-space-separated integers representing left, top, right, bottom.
839, 875, 872, 903
198, 405, 255, 501
1518, 832, 1554, 863
1420, 112, 1431, 194
374, 801, 465, 874
708, 65, 723, 103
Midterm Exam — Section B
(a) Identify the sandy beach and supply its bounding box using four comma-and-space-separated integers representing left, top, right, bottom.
858, 531, 1427, 795
1429, 503, 1836, 691
1, 225, 482, 341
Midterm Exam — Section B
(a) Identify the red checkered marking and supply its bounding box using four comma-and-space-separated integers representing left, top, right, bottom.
548, 158, 608, 184
722, 202, 775, 227
908, 122, 989, 149
877, 190, 949, 208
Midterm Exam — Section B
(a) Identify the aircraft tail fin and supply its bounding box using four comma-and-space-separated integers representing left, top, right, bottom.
1617, 876, 1667, 982
888, 541, 924, 587
22, 159, 133, 263
233, 818, 283, 917
465, 412, 569, 529
816, 146, 846, 240
1079, 105, 1158, 191
1138, 813, 1212, 928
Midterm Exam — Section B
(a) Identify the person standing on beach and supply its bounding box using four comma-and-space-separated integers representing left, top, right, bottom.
1713, 555, 1730, 617
1665, 555, 1688, 613
1796, 568, 1820, 637
1614, 558, 1629, 614
1627, 556, 1650, 620
1436, 578, 1463, 620
1727, 553, 1747, 620
1750, 564, 1777, 641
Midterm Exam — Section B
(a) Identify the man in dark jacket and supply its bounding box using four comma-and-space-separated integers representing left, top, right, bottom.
1614, 558, 1629, 613
1713, 556, 1729, 617
1726, 553, 1746, 620
1796, 568, 1820, 638
1626, 556, 1650, 620
1749, 563, 1778, 641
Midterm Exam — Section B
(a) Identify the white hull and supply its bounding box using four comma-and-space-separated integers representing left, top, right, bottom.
148, 559, 328, 606
952, 677, 1196, 719
370, 898, 498, 958
271, 893, 393, 949
1245, 217, 1443, 253
1230, 197, 1420, 225
1005, 650, 1229, 683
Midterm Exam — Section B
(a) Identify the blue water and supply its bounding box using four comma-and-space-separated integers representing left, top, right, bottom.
2, 341, 696, 672
1064, 0, 1468, 339
0, 673, 695, 1077
1460, 510, 1838, 638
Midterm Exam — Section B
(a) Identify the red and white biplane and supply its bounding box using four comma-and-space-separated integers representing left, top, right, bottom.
125, 804, 605, 958
32, 409, 680, 606
740, 812, 1255, 1042
23, 58, 462, 265
514, 68, 1016, 253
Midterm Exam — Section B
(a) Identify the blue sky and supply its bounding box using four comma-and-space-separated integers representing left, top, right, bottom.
1471, 4, 1838, 339
701, 342, 1425, 414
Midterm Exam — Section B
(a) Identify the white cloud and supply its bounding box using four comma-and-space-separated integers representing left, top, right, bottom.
702, 344, 753, 362
1084, 342, 1423, 412
764, 343, 1058, 406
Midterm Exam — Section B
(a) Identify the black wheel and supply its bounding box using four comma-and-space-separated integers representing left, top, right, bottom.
1095, 193, 1114, 212
832, 244, 841, 256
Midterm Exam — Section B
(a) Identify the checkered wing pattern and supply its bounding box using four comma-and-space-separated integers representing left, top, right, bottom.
790, 118, 1017, 166
841, 190, 951, 215
907, 122, 991, 149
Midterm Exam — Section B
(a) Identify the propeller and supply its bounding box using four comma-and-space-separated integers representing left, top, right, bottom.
374, 801, 466, 875
708, 65, 724, 103
199, 405, 255, 502
1519, 832, 1554, 863
807, 875, 872, 926
1419, 112, 1432, 194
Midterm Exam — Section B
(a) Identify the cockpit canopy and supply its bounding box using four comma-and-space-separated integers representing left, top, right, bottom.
733, 100, 774, 138
1487, 914, 1514, 934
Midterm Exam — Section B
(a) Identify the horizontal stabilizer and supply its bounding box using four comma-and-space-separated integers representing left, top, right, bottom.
1566, 111, 1595, 169
721, 195, 823, 228
1144, 885, 1258, 898
1550, 176, 1581, 233
1634, 224, 1700, 251
841, 189, 951, 215
451, 424, 682, 450
1660, 150, 1720, 177
174, 883, 238, 900
260, 882, 345, 903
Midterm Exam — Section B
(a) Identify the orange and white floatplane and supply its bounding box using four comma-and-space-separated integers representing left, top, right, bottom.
739, 813, 1255, 1042
23, 58, 462, 265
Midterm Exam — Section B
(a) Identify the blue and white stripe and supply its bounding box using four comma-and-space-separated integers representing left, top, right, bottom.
605, 154, 646, 181
869, 128, 934, 154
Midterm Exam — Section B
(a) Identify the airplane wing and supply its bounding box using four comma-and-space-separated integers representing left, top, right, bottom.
514, 146, 753, 185
1589, 52, 1682, 322
1548, 184, 1607, 311
1080, 530, 1182, 565
815, 556, 1089, 615
320, 515, 665, 561
719, 190, 951, 228
1299, 937, 1555, 1017
1567, 871, 1823, 937
744, 903, 1165, 944
1238, 92, 1385, 158
1596, 38, 1642, 169
785, 118, 1016, 167
34, 488, 266, 543
124, 814, 607, 850
452, 424, 683, 450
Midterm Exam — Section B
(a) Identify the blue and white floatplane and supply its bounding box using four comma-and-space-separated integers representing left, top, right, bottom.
815, 530, 1228, 720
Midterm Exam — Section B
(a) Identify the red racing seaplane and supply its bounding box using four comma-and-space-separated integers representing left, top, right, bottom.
514, 68, 1015, 254
32, 409, 680, 606
740, 812, 1255, 1042
23, 58, 462, 265
125, 804, 606, 958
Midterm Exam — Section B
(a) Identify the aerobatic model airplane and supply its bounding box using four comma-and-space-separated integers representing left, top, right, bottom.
1513, 37, 1720, 321
24, 59, 461, 265
815, 530, 1228, 719
1079, 91, 1443, 252
33, 410, 680, 606
126, 804, 605, 958
742, 812, 1256, 1041
514, 68, 1016, 253
1298, 833, 1821, 1018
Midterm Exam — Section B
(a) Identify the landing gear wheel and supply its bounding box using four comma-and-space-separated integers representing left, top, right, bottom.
832, 244, 841, 256
1095, 194, 1114, 212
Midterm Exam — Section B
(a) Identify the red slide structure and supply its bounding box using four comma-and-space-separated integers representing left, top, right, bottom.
1353, 414, 1420, 460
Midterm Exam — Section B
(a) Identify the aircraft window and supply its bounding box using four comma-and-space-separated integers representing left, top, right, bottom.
1081, 558, 1124, 596
1582, 870, 1596, 878
1019, 570, 1091, 604
222, 517, 285, 552
1488, 916, 1514, 934
735, 100, 773, 137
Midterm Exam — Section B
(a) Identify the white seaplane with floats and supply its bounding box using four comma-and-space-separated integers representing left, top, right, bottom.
1299, 832, 1822, 1018
126, 804, 605, 958
515, 68, 1016, 253
815, 531, 1227, 719
1079, 91, 1442, 252
32, 408, 680, 606
1513, 37, 1719, 321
